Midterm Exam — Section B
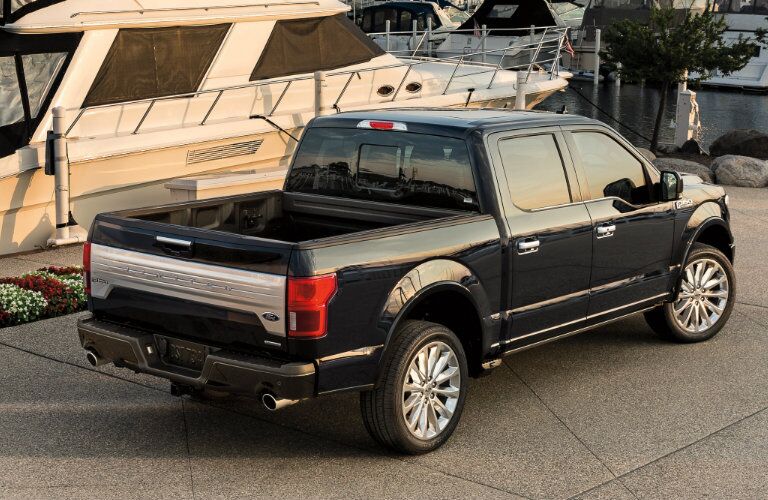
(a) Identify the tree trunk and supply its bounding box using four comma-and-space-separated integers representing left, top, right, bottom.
650, 80, 670, 153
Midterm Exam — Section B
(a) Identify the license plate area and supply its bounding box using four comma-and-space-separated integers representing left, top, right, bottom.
155, 336, 210, 371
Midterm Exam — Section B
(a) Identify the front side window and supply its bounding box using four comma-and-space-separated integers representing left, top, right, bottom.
286, 127, 478, 211
571, 131, 650, 206
84, 24, 230, 107
499, 134, 571, 210
251, 14, 386, 80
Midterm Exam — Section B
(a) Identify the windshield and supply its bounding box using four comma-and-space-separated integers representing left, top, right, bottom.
0, 32, 79, 158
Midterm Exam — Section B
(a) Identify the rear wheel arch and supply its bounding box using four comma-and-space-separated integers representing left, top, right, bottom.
377, 260, 493, 380
400, 285, 485, 377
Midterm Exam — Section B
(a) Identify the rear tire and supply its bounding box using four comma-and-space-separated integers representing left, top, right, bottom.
360, 320, 468, 454
645, 243, 735, 343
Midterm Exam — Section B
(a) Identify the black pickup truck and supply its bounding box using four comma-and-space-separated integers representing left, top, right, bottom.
78, 109, 736, 454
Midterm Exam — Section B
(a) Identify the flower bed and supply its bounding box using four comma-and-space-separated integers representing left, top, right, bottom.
0, 266, 86, 327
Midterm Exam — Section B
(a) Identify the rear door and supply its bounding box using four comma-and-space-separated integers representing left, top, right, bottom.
563, 127, 675, 318
488, 128, 593, 349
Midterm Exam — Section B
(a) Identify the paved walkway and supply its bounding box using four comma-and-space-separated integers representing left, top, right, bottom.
0, 187, 766, 499
0, 244, 83, 278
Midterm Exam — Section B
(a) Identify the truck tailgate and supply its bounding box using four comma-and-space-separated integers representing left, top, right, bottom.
89, 214, 293, 352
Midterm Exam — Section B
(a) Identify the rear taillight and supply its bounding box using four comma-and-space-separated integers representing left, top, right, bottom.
83, 241, 91, 296
287, 273, 337, 338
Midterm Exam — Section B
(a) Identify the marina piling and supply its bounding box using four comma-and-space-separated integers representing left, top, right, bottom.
46, 107, 86, 248
593, 28, 601, 85
515, 71, 527, 110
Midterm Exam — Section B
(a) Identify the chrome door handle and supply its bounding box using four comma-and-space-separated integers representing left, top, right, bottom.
596, 224, 616, 238
517, 238, 540, 254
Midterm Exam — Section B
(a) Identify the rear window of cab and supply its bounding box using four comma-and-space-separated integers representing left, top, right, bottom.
286, 127, 479, 212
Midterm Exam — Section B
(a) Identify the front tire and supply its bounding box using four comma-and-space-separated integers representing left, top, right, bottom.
645, 243, 735, 342
360, 320, 468, 454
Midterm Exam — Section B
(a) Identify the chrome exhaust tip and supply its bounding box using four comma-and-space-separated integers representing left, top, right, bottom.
85, 348, 107, 367
261, 393, 300, 411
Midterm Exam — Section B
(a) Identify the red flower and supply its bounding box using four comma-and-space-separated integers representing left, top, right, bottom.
37, 266, 83, 276
0, 274, 79, 316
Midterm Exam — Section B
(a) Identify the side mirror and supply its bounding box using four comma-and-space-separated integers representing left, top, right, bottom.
659, 170, 683, 201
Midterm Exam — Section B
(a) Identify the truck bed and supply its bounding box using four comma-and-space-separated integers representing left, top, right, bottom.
122, 190, 459, 243
87, 190, 472, 354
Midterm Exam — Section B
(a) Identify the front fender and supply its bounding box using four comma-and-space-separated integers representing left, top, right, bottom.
676, 202, 731, 263
377, 258, 496, 360
671, 201, 733, 294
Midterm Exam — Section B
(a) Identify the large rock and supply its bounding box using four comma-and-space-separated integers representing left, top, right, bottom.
636, 147, 656, 161
710, 129, 768, 160
653, 157, 714, 183
710, 155, 768, 187
680, 139, 707, 156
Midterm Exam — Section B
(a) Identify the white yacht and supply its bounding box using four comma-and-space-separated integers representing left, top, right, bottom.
432, 0, 568, 68
704, 0, 768, 89
0, 0, 570, 256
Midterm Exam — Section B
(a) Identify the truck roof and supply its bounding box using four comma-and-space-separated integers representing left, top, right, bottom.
310, 108, 602, 137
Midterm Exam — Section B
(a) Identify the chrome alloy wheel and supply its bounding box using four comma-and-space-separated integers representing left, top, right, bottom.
673, 258, 730, 333
401, 341, 461, 440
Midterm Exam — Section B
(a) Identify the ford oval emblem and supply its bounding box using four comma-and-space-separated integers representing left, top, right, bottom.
262, 312, 280, 322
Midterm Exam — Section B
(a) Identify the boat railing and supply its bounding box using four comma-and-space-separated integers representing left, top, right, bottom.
64, 27, 568, 137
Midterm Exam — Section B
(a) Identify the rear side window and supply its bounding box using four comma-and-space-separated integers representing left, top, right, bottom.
498, 134, 571, 210
286, 127, 478, 211
570, 131, 650, 206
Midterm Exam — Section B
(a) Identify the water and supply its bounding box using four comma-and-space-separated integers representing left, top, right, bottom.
535, 81, 768, 149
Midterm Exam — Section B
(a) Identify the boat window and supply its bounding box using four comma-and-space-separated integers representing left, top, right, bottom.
416, 12, 437, 30
400, 9, 412, 30
83, 24, 230, 108
251, 14, 386, 80
286, 127, 479, 211
0, 56, 24, 128
0, 31, 80, 159
457, 0, 557, 32
752, 0, 768, 13
377, 7, 398, 31
489, 5, 519, 18
22, 52, 67, 118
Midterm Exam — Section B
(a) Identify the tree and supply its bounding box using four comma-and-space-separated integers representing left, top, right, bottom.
600, 7, 766, 152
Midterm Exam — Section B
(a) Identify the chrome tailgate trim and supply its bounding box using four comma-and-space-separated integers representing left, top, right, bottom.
90, 244, 287, 337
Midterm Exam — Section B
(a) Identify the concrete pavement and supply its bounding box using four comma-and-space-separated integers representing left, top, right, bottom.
0, 187, 765, 499
0, 244, 83, 278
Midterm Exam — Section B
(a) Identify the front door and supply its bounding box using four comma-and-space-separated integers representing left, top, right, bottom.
565, 129, 676, 318
490, 130, 593, 348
